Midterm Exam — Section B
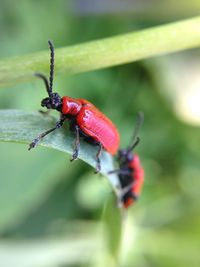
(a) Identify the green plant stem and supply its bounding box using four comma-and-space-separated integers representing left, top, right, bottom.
1, 16, 200, 87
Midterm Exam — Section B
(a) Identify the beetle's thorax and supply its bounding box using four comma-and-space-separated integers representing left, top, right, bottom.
62, 96, 82, 116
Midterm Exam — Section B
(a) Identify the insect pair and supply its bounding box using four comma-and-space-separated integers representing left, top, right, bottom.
29, 40, 144, 208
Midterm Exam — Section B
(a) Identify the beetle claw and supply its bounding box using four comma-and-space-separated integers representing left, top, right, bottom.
94, 159, 101, 173
70, 150, 78, 161
28, 139, 39, 150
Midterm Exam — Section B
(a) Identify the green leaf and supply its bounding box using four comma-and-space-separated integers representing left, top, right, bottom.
0, 109, 120, 187
102, 195, 123, 265
0, 109, 121, 231
0, 142, 69, 232
1, 16, 200, 87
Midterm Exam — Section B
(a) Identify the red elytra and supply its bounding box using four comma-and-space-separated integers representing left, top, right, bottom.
29, 41, 119, 172
124, 154, 144, 208
62, 96, 119, 155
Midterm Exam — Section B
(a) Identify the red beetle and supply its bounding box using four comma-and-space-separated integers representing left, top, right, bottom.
29, 40, 120, 172
109, 112, 144, 208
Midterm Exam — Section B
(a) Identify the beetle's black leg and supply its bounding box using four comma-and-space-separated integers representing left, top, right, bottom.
71, 125, 80, 161
108, 169, 132, 175
121, 181, 135, 195
117, 181, 136, 208
95, 143, 103, 173
28, 116, 66, 150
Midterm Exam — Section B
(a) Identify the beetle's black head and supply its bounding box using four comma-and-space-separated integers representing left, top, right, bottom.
118, 135, 140, 164
41, 92, 62, 111
118, 149, 133, 164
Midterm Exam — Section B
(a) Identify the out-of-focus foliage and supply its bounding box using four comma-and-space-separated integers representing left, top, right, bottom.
0, 0, 200, 267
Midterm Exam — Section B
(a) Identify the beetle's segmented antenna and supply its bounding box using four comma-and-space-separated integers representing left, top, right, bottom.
129, 136, 140, 151
128, 112, 144, 152
35, 73, 50, 95
48, 40, 54, 96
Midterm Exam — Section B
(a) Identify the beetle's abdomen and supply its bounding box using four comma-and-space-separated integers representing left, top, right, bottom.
76, 105, 119, 155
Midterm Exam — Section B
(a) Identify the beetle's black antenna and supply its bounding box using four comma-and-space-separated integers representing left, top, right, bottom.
34, 40, 55, 97
48, 40, 54, 96
35, 73, 50, 95
129, 136, 140, 152
127, 112, 144, 152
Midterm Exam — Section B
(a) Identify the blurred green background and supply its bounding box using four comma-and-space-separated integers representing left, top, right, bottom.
1, 1, 200, 266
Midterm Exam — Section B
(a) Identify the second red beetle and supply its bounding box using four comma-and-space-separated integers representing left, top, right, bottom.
109, 112, 144, 208
29, 40, 120, 172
